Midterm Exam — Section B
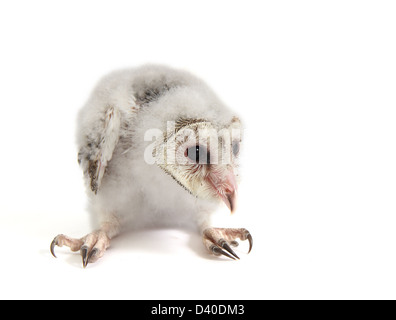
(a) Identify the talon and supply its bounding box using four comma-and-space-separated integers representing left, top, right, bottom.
49, 231, 109, 266
88, 248, 99, 262
219, 239, 240, 260
246, 232, 253, 253
211, 245, 237, 260
81, 246, 89, 268
50, 237, 58, 258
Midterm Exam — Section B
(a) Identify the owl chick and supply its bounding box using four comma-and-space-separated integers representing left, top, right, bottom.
50, 65, 252, 267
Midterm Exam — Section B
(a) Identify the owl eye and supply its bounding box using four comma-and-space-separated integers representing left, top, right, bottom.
232, 141, 240, 156
185, 145, 210, 164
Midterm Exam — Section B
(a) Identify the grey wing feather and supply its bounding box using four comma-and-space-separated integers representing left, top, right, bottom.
78, 106, 121, 193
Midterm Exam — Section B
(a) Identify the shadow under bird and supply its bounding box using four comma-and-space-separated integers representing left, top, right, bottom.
50, 64, 252, 267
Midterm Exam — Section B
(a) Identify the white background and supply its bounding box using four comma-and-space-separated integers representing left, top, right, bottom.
0, 0, 395, 300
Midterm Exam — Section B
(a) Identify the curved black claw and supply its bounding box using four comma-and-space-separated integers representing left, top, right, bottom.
219, 239, 240, 260
50, 237, 58, 258
88, 248, 99, 262
211, 245, 237, 260
81, 246, 89, 268
246, 232, 253, 254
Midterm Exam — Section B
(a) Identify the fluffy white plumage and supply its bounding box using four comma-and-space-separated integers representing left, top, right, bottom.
51, 64, 252, 266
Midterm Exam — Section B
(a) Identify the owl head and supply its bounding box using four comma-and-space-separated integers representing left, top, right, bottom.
153, 116, 243, 212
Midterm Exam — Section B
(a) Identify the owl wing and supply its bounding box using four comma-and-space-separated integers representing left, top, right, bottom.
78, 106, 121, 194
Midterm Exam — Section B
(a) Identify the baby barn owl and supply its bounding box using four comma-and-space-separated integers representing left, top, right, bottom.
50, 65, 252, 267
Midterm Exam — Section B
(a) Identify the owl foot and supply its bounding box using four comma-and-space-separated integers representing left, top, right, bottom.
50, 230, 110, 268
202, 227, 253, 260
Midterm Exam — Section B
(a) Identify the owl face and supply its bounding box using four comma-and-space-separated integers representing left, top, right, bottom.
154, 117, 242, 212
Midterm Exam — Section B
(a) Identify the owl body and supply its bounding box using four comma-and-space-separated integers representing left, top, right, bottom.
51, 64, 251, 266
76, 65, 237, 232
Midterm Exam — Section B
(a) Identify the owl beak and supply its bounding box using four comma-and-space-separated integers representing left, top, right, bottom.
207, 169, 238, 214
224, 189, 237, 214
